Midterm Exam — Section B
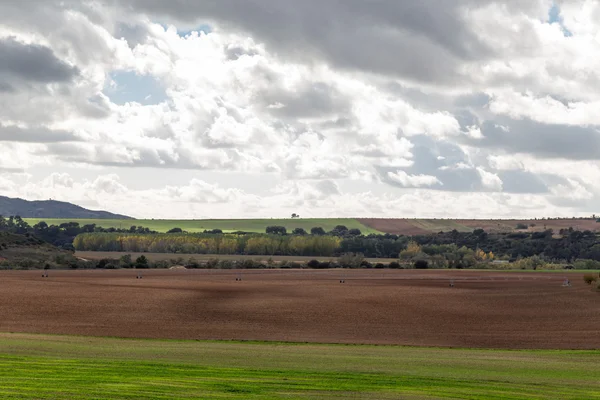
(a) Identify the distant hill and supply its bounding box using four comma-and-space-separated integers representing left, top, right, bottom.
0, 196, 132, 220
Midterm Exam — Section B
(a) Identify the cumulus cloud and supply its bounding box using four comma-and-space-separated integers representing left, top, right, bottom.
387, 171, 441, 188
0, 1, 598, 218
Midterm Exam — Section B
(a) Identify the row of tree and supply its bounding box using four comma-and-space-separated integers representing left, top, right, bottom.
73, 227, 600, 266
74, 233, 343, 257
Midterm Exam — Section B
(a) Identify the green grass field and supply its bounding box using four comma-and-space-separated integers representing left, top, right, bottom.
24, 218, 381, 234
0, 334, 598, 399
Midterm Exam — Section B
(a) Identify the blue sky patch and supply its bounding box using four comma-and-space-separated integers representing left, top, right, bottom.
156, 22, 212, 38
177, 24, 212, 38
548, 3, 573, 37
104, 71, 168, 106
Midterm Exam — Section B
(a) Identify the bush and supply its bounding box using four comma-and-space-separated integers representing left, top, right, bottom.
516, 223, 528, 230
573, 259, 600, 270
266, 226, 287, 235
414, 260, 429, 269
307, 259, 320, 269
338, 253, 365, 268
583, 274, 598, 285
167, 228, 183, 233
388, 261, 402, 269
310, 227, 326, 235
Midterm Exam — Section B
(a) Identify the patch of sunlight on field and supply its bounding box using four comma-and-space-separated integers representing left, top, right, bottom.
0, 333, 598, 399
24, 218, 382, 234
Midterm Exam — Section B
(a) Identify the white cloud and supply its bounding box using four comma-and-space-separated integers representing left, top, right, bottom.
0, 1, 599, 218
387, 171, 441, 188
477, 168, 503, 191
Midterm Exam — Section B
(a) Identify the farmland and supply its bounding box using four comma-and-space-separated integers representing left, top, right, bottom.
0, 269, 598, 349
24, 218, 382, 234
24, 217, 600, 235
0, 333, 599, 400
0, 268, 599, 399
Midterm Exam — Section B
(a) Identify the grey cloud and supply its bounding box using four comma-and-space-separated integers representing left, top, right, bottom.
224, 44, 259, 61
118, 0, 503, 84
474, 119, 600, 160
0, 124, 81, 143
0, 37, 79, 83
261, 82, 349, 119
498, 170, 550, 194
115, 22, 151, 49
0, 82, 14, 92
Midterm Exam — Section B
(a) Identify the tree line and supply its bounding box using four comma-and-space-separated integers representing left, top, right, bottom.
73, 227, 600, 268
0, 216, 156, 249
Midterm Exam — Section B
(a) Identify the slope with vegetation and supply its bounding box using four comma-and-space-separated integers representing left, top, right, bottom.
0, 231, 78, 269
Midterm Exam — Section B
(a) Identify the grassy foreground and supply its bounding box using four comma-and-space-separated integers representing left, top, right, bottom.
23, 218, 381, 234
0, 334, 598, 399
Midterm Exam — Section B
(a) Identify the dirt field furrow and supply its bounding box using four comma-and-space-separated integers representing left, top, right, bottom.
0, 269, 598, 349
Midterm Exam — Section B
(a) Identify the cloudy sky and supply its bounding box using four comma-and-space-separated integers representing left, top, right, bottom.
0, 0, 599, 219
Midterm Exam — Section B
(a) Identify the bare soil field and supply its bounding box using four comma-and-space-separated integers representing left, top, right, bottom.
0, 269, 598, 349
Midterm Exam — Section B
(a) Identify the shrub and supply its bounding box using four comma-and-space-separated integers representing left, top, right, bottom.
338, 253, 365, 268
266, 226, 287, 235
516, 223, 528, 230
167, 228, 183, 233
310, 227, 326, 235
414, 260, 429, 269
135, 255, 149, 266
388, 261, 401, 269
307, 259, 320, 269
583, 274, 598, 285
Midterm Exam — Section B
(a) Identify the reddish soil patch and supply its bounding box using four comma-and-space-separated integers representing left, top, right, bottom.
0, 269, 597, 349
358, 219, 429, 235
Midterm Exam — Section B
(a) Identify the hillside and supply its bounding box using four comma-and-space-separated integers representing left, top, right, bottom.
0, 196, 131, 219
0, 232, 78, 268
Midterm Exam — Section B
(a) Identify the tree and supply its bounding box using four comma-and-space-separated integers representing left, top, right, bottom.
266, 226, 287, 235
135, 255, 149, 268
414, 260, 429, 269
292, 228, 307, 235
291, 213, 300, 219
120, 254, 132, 267
400, 241, 422, 260
331, 225, 348, 235
33, 221, 48, 231
348, 228, 362, 236
167, 228, 183, 233
311, 227, 326, 235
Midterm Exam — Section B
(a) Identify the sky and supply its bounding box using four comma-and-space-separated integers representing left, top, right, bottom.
0, 0, 599, 219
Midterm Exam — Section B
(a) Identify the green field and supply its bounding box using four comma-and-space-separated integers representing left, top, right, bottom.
24, 218, 381, 234
0, 334, 598, 399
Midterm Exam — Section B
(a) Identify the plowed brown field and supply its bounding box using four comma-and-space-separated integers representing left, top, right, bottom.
0, 269, 598, 349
